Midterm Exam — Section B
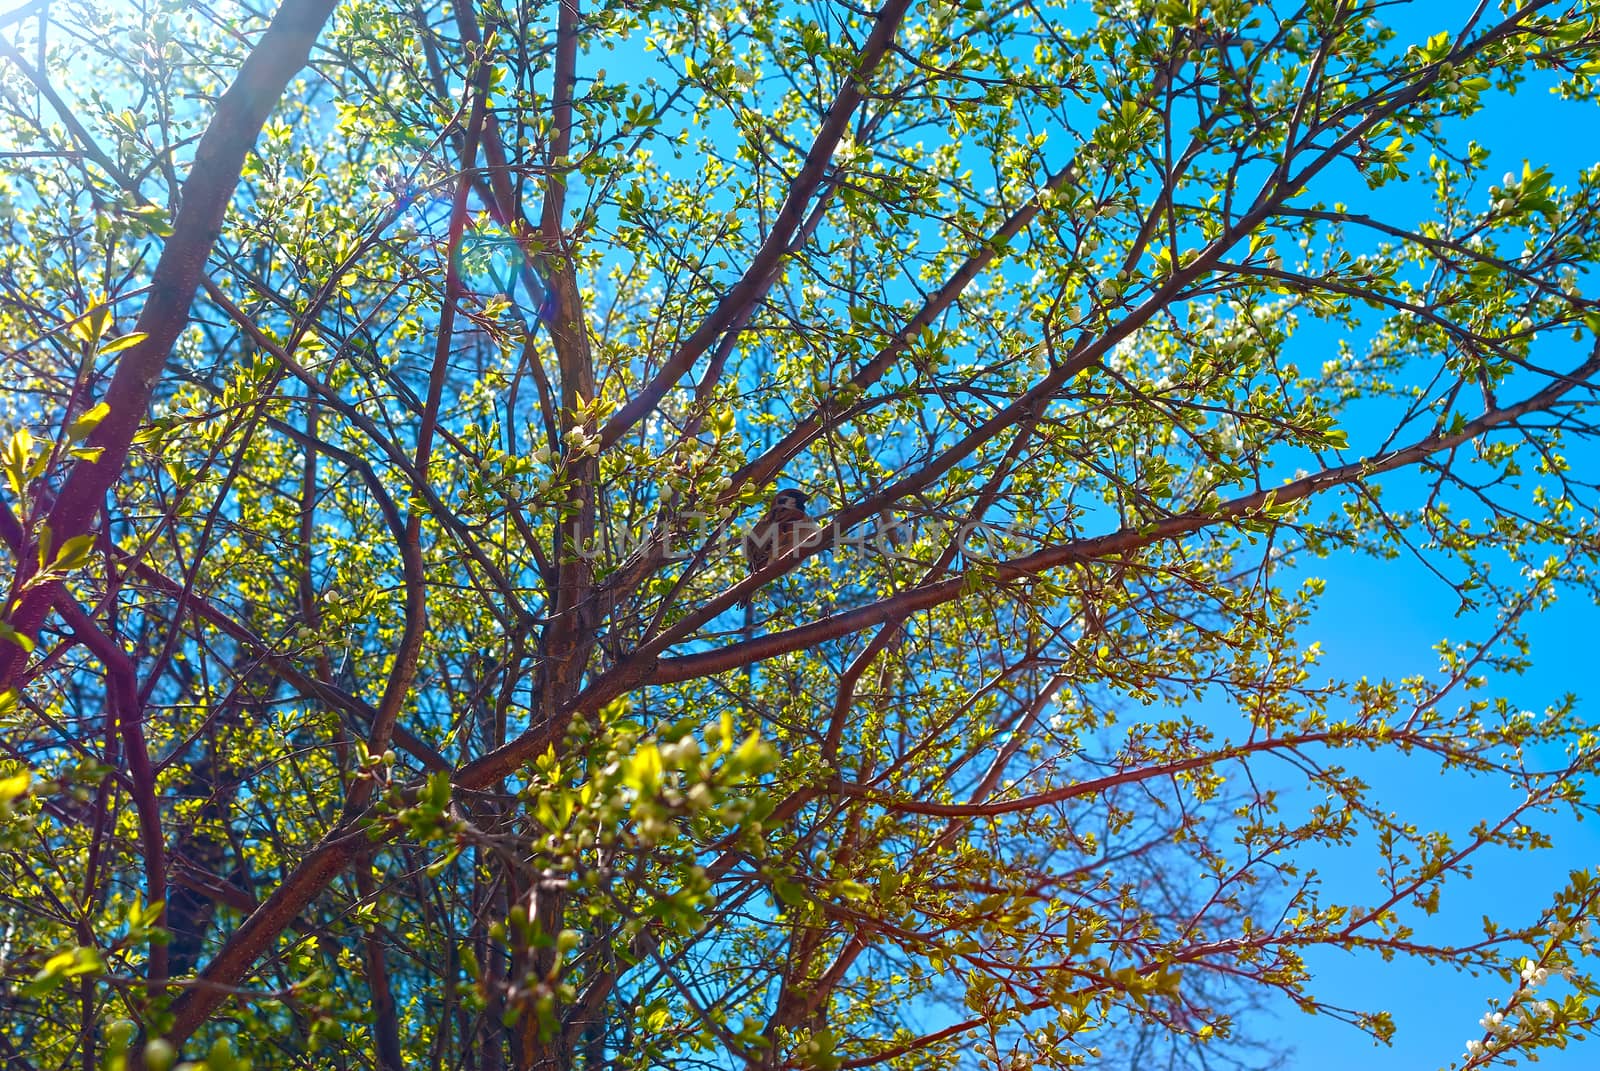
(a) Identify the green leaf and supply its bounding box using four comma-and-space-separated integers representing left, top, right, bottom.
20, 945, 104, 997
97, 332, 146, 356
50, 534, 95, 572
3, 427, 35, 496
0, 768, 30, 805
68, 304, 110, 345
0, 621, 35, 655
66, 402, 111, 443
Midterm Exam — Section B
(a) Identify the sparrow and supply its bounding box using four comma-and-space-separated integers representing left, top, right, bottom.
739, 489, 815, 607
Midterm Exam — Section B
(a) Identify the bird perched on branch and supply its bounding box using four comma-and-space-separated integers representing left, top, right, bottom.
739, 488, 816, 608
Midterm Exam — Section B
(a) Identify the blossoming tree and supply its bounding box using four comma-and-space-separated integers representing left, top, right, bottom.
2, 0, 1600, 1069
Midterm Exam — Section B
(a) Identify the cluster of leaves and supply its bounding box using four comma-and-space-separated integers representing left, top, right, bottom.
2, 0, 1600, 1070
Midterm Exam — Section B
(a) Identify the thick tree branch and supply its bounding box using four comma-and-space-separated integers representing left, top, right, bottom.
0, 0, 342, 689
640, 347, 1598, 687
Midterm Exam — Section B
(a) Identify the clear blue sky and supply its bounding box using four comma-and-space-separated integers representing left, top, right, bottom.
468, 4, 1600, 1064
612, 4, 1600, 1062
1236, 16, 1600, 1066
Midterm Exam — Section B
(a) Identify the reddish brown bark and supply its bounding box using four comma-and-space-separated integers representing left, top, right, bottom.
0, 0, 341, 689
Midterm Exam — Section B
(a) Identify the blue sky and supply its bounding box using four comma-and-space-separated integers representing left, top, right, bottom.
1231, 23, 1600, 1067
575, 5, 1600, 1064
316, 3, 1600, 1065
9, 0, 1591, 1064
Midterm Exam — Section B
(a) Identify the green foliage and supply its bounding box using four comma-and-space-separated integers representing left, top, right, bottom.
1, 0, 1600, 1069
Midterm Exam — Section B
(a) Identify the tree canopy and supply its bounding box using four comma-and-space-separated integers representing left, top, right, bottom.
3, 0, 1600, 1068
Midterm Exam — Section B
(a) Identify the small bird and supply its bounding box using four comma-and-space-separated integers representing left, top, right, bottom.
739, 489, 815, 607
